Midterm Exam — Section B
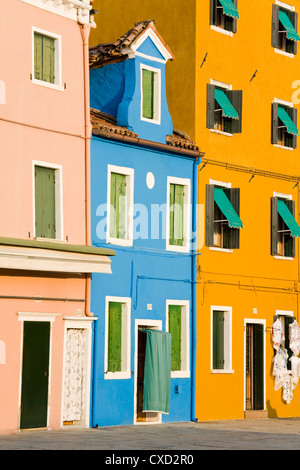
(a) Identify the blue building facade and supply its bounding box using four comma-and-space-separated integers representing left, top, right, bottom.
89, 21, 203, 426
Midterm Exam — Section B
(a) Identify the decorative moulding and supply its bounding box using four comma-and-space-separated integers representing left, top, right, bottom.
21, 0, 94, 26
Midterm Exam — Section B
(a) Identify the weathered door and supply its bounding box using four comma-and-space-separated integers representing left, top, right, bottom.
20, 321, 50, 429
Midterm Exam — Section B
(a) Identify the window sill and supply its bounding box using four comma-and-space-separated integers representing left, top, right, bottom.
107, 237, 133, 247
32, 78, 64, 92
105, 371, 131, 380
210, 129, 233, 137
171, 370, 190, 379
211, 369, 234, 374
274, 48, 294, 58
273, 144, 294, 151
210, 25, 233, 37
34, 237, 66, 243
209, 247, 233, 253
273, 255, 294, 260
166, 243, 190, 253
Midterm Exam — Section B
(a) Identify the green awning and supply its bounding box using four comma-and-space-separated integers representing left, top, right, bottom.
279, 10, 300, 42
219, 0, 239, 19
278, 106, 299, 136
277, 199, 300, 237
142, 329, 171, 415
214, 89, 239, 120
214, 187, 243, 229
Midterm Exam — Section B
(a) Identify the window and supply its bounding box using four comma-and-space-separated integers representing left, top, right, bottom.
271, 194, 300, 258
206, 182, 242, 250
166, 301, 190, 378
107, 165, 134, 246
210, 0, 239, 34
207, 83, 242, 134
32, 28, 62, 90
167, 177, 191, 252
105, 297, 131, 379
272, 4, 300, 55
34, 163, 63, 240
272, 101, 299, 149
275, 312, 295, 370
211, 307, 232, 372
141, 65, 161, 124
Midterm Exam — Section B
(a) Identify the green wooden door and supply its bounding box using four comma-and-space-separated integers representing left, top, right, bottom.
168, 305, 182, 371
20, 322, 50, 429
107, 302, 122, 372
35, 166, 56, 239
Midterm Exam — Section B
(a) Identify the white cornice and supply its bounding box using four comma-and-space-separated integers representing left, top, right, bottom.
21, 0, 94, 26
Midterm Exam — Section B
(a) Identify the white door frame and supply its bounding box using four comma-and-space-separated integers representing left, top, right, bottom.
134, 318, 162, 425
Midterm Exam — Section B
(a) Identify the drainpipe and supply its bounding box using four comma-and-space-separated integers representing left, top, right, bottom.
191, 157, 201, 422
80, 21, 93, 318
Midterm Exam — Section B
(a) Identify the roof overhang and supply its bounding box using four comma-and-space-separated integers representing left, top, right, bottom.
0, 238, 115, 274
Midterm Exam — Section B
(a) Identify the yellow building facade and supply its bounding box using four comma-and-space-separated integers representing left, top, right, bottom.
91, 0, 300, 420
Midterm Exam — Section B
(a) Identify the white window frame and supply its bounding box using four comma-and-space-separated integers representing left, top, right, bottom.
211, 305, 234, 374
107, 164, 134, 247
140, 63, 161, 125
208, 179, 234, 253
166, 300, 190, 378
273, 191, 294, 260
32, 27, 63, 92
32, 160, 64, 241
166, 176, 191, 253
104, 296, 131, 380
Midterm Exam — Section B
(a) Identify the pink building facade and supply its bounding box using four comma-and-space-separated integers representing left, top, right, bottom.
0, 0, 114, 434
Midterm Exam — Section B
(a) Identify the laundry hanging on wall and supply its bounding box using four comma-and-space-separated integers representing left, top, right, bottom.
141, 329, 171, 414
271, 318, 300, 404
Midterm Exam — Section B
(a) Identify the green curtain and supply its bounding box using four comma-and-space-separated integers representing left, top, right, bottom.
142, 329, 171, 414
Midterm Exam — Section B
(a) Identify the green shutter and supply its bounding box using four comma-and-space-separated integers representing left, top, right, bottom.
35, 166, 56, 239
142, 69, 154, 119
107, 302, 122, 372
169, 184, 184, 246
110, 173, 126, 239
213, 311, 224, 369
34, 33, 55, 84
168, 305, 182, 371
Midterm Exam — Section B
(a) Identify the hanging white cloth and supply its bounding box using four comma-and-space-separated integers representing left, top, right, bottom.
289, 320, 300, 355
271, 318, 284, 351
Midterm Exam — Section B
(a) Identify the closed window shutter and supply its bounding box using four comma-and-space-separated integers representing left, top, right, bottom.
110, 173, 126, 239
291, 107, 298, 149
228, 90, 243, 134
142, 69, 154, 119
169, 184, 184, 246
205, 184, 215, 247
35, 166, 56, 239
169, 305, 182, 371
108, 302, 122, 372
206, 84, 215, 129
272, 102, 279, 144
285, 199, 296, 257
293, 12, 298, 55
272, 4, 280, 49
34, 33, 43, 81
271, 197, 279, 255
228, 188, 241, 249
232, 0, 238, 33
213, 311, 225, 369
42, 36, 55, 84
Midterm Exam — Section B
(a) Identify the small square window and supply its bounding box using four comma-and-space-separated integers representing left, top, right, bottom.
32, 28, 62, 90
210, 0, 239, 34
271, 102, 298, 149
211, 307, 232, 372
207, 84, 242, 134
141, 65, 161, 124
271, 195, 300, 258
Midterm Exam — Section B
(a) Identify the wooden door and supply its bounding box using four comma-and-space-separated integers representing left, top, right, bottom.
246, 324, 264, 411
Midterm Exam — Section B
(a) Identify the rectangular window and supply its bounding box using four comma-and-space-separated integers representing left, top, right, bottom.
166, 301, 190, 378
275, 312, 295, 370
32, 27, 62, 90
167, 177, 191, 252
207, 84, 242, 134
206, 183, 242, 250
271, 194, 300, 257
211, 307, 232, 372
210, 0, 239, 33
272, 101, 299, 149
272, 4, 300, 55
107, 165, 134, 246
105, 297, 131, 379
141, 65, 161, 124
34, 165, 56, 239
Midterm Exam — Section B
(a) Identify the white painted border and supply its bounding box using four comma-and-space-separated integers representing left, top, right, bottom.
140, 63, 161, 125
32, 27, 64, 92
243, 318, 266, 412
106, 164, 134, 247
131, 27, 173, 63
210, 306, 233, 373
32, 160, 64, 241
166, 176, 191, 253
17, 311, 59, 430
276, 0, 295, 11
166, 300, 190, 378
104, 296, 131, 380
61, 316, 95, 429
134, 318, 162, 425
